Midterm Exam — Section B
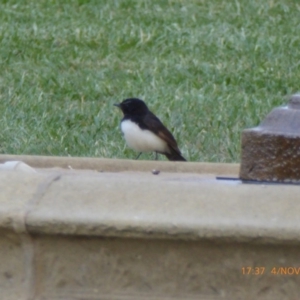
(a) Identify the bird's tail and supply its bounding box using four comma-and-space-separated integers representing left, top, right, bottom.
165, 152, 186, 161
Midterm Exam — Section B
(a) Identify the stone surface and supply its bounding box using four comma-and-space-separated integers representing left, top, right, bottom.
24, 170, 300, 244
240, 94, 300, 182
32, 236, 300, 300
0, 229, 31, 300
0, 154, 239, 175
0, 155, 300, 299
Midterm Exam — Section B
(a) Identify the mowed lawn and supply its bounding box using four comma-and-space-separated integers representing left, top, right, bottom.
0, 0, 299, 162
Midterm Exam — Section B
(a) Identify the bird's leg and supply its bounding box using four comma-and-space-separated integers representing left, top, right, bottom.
135, 152, 142, 160
155, 152, 158, 160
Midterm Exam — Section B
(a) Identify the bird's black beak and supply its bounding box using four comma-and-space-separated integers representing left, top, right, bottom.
114, 103, 121, 108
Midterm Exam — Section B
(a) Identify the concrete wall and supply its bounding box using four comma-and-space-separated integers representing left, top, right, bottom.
0, 155, 299, 300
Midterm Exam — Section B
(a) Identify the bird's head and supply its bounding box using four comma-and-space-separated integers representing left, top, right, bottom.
114, 98, 149, 116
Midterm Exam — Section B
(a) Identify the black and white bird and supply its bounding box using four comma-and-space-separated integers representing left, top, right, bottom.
114, 98, 186, 161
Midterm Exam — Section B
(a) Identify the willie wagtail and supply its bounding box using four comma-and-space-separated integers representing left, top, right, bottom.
114, 98, 186, 161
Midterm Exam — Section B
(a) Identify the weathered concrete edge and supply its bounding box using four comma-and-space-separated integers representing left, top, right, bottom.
0, 154, 239, 175
1, 164, 300, 245
25, 216, 300, 246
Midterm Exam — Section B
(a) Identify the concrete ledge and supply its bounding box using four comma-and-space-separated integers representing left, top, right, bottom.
0, 157, 300, 243
0, 158, 298, 244
5, 171, 300, 244
0, 154, 239, 174
1, 155, 300, 299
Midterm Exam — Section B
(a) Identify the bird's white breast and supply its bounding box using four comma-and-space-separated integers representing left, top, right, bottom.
121, 120, 168, 153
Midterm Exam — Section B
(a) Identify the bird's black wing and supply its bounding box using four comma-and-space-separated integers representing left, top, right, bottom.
140, 111, 186, 161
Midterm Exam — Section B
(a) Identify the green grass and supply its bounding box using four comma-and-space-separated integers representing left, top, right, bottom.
0, 0, 300, 162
